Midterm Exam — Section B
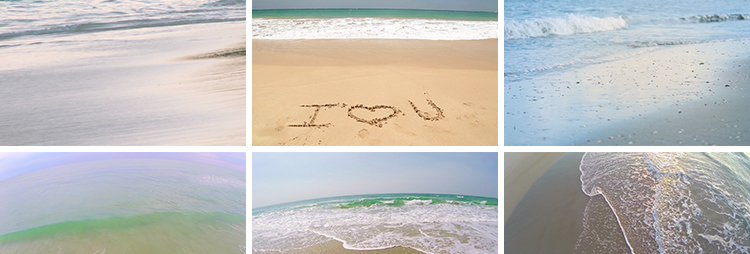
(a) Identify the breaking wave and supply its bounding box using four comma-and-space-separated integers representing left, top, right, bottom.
504, 14, 627, 40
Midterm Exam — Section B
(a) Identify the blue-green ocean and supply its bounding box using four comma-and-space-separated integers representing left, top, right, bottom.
252, 193, 498, 253
0, 159, 246, 254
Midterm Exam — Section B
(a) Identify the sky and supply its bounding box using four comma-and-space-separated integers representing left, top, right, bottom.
252, 152, 498, 208
251, 0, 498, 12
0, 153, 245, 182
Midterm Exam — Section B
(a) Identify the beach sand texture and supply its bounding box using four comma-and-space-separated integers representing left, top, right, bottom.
252, 39, 498, 146
506, 40, 750, 146
504, 152, 564, 222
0, 21, 246, 145
505, 153, 590, 253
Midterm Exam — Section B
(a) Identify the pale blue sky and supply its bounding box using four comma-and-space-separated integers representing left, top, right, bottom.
0, 153, 245, 182
252, 153, 498, 208
252, 0, 498, 12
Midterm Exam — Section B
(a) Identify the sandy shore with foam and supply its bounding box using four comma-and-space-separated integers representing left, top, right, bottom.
252, 240, 426, 254
252, 39, 498, 146
505, 40, 750, 146
0, 21, 245, 145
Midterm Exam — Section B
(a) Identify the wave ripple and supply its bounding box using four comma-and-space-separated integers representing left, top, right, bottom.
504, 14, 627, 40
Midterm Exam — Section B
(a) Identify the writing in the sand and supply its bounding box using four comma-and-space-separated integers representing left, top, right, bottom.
288, 99, 444, 128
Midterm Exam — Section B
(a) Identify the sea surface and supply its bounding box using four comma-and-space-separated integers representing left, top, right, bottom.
504, 0, 750, 145
0, 0, 244, 41
252, 193, 498, 253
0, 159, 246, 253
252, 9, 498, 40
577, 153, 750, 253
0, 0, 246, 145
505, 0, 750, 79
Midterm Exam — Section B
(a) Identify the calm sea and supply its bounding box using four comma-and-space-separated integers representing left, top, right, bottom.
0, 159, 246, 253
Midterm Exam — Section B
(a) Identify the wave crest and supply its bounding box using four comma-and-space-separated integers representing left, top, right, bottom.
504, 14, 627, 40
682, 14, 750, 23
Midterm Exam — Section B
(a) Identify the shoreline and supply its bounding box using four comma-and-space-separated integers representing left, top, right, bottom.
252, 239, 427, 254
505, 39, 750, 146
0, 21, 246, 145
252, 38, 497, 146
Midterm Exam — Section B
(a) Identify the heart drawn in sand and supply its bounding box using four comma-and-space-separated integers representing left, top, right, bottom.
347, 104, 402, 128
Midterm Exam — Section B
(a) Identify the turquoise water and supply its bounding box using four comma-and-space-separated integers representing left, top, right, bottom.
253, 193, 498, 253
0, 159, 246, 254
252, 9, 498, 21
577, 153, 750, 253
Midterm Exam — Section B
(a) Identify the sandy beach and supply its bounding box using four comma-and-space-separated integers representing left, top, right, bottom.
504, 152, 563, 222
506, 40, 750, 145
0, 21, 245, 145
504, 153, 588, 253
252, 39, 498, 146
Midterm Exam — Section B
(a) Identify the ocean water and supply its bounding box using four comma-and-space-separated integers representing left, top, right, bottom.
504, 0, 750, 146
252, 9, 498, 40
0, 0, 245, 41
0, 0, 246, 145
505, 0, 750, 78
0, 159, 246, 253
577, 153, 750, 253
252, 193, 498, 253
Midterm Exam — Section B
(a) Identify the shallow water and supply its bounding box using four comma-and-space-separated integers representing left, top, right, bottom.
0, 0, 246, 145
504, 0, 750, 146
253, 193, 498, 254
505, 0, 750, 78
0, 159, 246, 253
578, 153, 750, 253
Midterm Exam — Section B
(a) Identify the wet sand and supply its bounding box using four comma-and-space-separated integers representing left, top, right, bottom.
252, 39, 498, 146
505, 40, 750, 146
253, 240, 426, 254
504, 152, 564, 222
505, 153, 589, 253
0, 21, 245, 145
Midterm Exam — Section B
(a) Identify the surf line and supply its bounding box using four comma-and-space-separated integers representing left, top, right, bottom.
579, 153, 636, 254
288, 99, 445, 128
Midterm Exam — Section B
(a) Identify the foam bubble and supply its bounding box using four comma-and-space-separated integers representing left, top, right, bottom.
252, 18, 498, 40
252, 200, 497, 253
505, 14, 627, 40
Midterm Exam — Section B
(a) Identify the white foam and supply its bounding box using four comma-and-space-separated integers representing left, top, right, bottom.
252, 203, 498, 253
252, 18, 498, 40
404, 199, 432, 205
505, 14, 627, 40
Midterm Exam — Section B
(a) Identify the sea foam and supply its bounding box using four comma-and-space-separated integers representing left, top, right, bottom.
253, 194, 498, 253
578, 153, 750, 253
252, 18, 498, 40
504, 14, 627, 40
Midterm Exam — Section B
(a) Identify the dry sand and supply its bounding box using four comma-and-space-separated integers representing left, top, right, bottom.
504, 152, 564, 222
505, 153, 589, 253
505, 40, 750, 146
253, 240, 426, 254
252, 39, 498, 146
